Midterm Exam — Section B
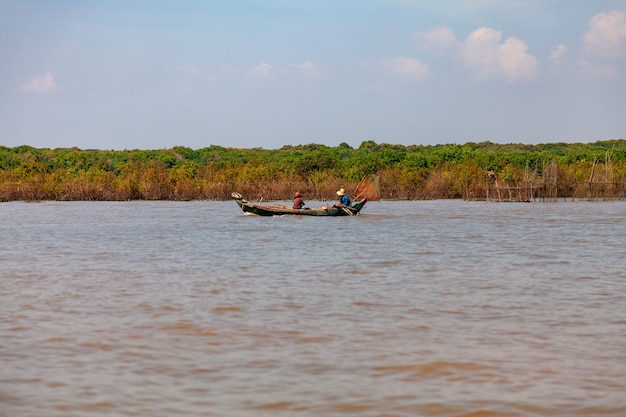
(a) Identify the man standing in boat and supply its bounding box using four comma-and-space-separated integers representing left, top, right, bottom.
293, 192, 305, 210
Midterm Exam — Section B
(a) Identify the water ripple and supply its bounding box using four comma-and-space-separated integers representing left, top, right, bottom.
1, 200, 626, 416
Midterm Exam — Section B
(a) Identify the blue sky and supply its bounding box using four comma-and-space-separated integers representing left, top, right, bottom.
1, 0, 625, 150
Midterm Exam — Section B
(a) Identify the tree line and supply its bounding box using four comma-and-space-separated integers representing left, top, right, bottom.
1, 139, 625, 201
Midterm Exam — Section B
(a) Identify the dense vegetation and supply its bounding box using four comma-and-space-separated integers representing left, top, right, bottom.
1, 140, 625, 201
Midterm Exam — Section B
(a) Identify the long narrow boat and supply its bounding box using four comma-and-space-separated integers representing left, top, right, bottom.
231, 193, 367, 216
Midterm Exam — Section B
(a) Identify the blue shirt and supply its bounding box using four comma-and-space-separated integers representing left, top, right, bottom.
340, 194, 351, 206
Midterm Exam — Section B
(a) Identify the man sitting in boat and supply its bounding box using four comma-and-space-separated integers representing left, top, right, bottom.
293, 191, 306, 210
335, 188, 351, 207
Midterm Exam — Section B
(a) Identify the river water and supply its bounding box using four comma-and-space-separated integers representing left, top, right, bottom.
1, 199, 625, 417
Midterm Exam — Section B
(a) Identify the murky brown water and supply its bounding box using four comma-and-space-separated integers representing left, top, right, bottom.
2, 200, 625, 416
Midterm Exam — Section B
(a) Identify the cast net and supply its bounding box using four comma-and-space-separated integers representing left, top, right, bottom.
355, 174, 380, 201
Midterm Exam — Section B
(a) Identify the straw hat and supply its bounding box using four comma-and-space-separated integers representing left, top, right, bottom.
336, 188, 345, 196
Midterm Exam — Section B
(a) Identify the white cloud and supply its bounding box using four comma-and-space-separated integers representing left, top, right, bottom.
579, 59, 617, 79
244, 61, 328, 88
413, 26, 456, 51
249, 62, 276, 79
582, 9, 626, 60
288, 61, 329, 79
381, 56, 429, 80
289, 61, 316, 72
550, 44, 568, 64
207, 65, 232, 82
462, 27, 540, 82
21, 72, 58, 93
549, 44, 568, 73
175, 64, 201, 77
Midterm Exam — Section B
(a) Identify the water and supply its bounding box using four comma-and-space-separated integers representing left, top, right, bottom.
1, 199, 625, 417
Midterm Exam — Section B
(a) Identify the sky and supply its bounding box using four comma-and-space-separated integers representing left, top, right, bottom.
1, 0, 626, 150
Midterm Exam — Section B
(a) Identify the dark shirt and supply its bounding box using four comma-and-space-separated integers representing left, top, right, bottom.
293, 197, 305, 209
339, 194, 351, 207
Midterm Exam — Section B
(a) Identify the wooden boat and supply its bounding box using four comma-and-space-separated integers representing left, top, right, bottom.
231, 193, 367, 216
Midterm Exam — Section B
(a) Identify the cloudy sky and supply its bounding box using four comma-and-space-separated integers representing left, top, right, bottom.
1, 0, 625, 150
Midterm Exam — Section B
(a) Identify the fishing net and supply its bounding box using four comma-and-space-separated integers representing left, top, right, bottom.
355, 175, 380, 201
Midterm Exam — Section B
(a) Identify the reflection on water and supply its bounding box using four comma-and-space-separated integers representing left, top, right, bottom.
1, 200, 626, 416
